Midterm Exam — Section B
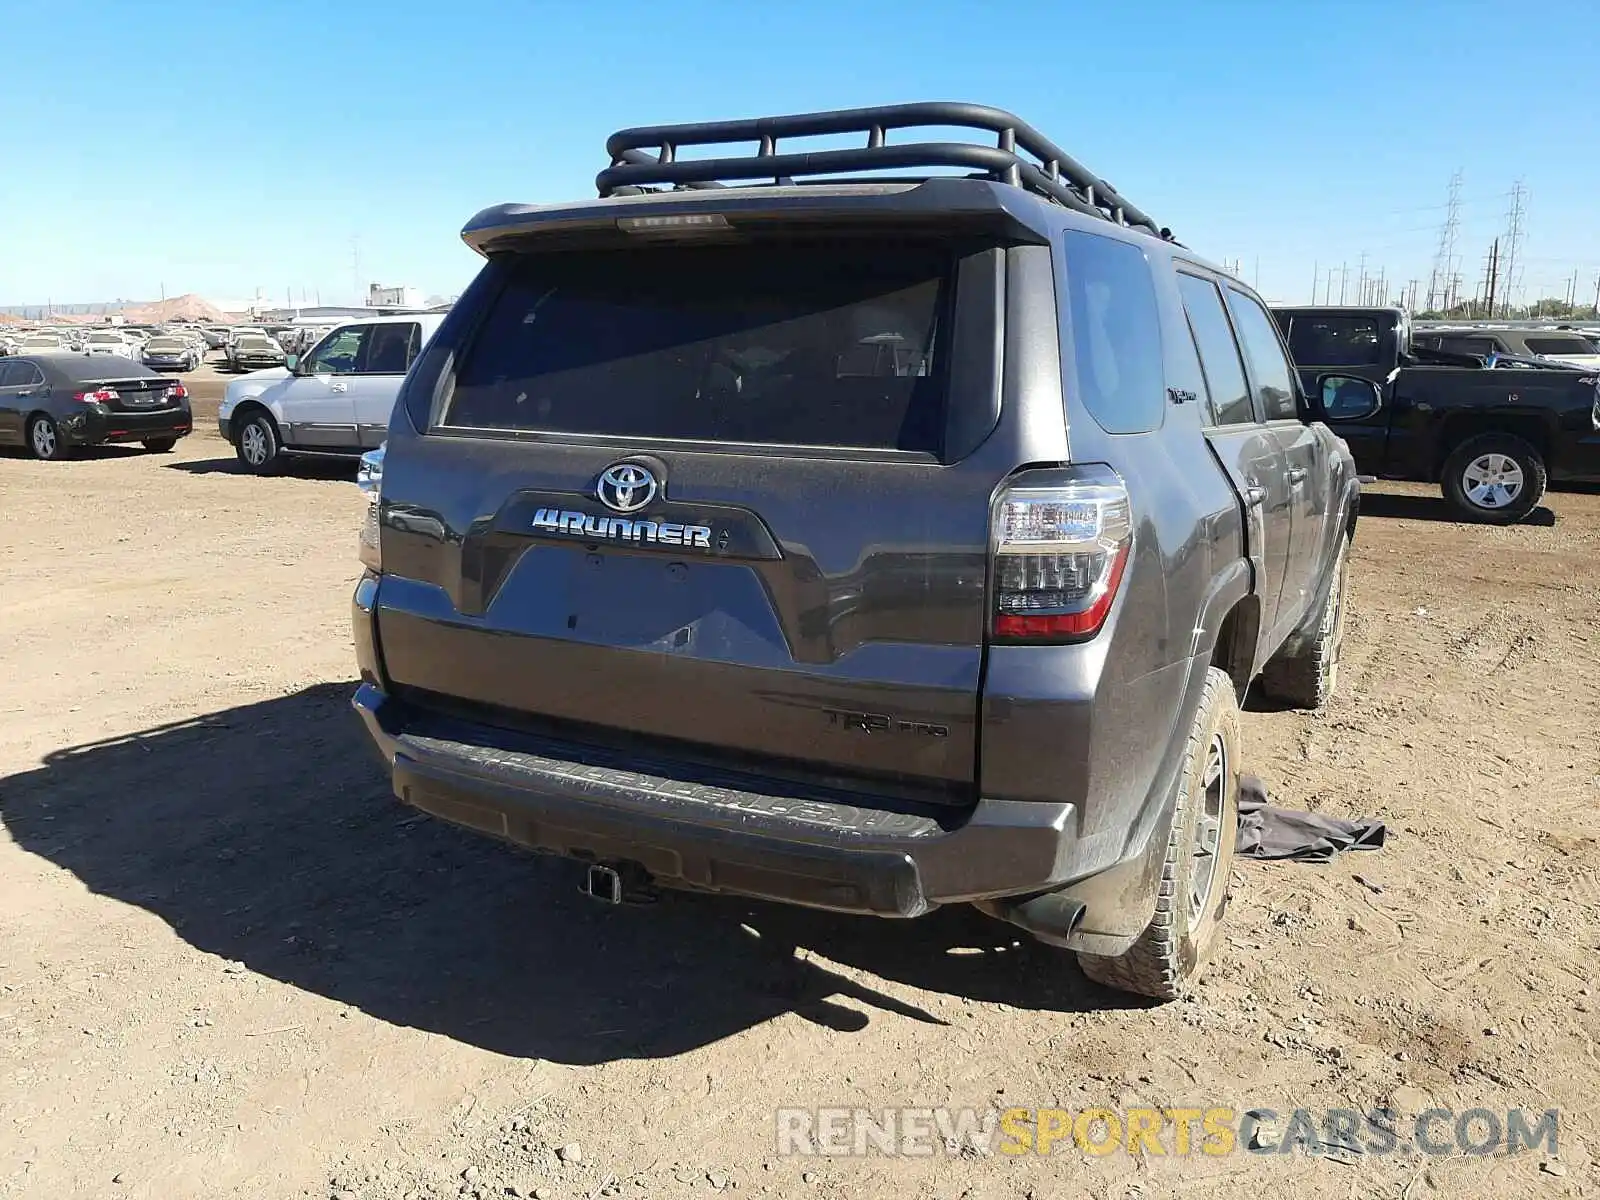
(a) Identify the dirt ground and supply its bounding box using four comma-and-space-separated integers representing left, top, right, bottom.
1, 402, 1596, 1200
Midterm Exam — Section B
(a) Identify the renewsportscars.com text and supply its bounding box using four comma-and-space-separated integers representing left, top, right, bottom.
775, 1106, 1559, 1159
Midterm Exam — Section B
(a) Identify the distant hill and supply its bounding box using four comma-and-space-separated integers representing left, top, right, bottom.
0, 294, 229, 323
117, 294, 228, 323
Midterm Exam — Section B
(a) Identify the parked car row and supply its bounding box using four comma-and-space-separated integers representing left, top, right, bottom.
1411, 323, 1600, 369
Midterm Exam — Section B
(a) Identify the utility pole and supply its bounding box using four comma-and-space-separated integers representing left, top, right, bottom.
1592, 272, 1599, 318
1501, 180, 1527, 318
1311, 261, 1319, 304
1339, 262, 1349, 305
1356, 251, 1368, 306
1484, 238, 1500, 317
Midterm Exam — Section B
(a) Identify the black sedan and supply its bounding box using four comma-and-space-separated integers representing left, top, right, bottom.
0, 355, 193, 460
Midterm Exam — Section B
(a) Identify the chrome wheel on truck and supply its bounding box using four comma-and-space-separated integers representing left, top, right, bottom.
1459, 452, 1524, 510
1441, 432, 1546, 524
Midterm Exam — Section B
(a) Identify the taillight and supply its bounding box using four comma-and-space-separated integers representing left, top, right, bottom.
990, 475, 1133, 643
168, 383, 188, 400
357, 445, 385, 572
71, 388, 120, 403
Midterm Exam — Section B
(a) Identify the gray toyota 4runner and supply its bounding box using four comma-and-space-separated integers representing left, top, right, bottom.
351, 104, 1360, 999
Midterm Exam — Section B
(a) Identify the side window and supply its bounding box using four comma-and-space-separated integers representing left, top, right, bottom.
0, 361, 23, 387
1286, 315, 1381, 367
359, 323, 417, 375
305, 326, 365, 375
1176, 273, 1254, 426
1225, 289, 1300, 421
1441, 336, 1496, 358
1060, 230, 1165, 434
18, 363, 44, 388
404, 322, 423, 370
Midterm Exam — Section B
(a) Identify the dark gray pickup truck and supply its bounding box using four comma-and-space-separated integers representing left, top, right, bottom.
351, 104, 1361, 999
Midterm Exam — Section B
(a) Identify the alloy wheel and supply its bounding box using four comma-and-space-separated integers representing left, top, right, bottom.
1187, 733, 1228, 927
1461, 453, 1524, 510
240, 422, 269, 466
31, 421, 56, 459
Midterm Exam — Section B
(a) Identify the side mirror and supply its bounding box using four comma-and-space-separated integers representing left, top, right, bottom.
1317, 374, 1382, 422
285, 354, 300, 373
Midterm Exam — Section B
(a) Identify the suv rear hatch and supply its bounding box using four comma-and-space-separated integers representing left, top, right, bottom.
374, 233, 1015, 807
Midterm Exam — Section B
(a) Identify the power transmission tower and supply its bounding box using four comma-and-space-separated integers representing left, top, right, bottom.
1500, 180, 1527, 318
1428, 170, 1463, 312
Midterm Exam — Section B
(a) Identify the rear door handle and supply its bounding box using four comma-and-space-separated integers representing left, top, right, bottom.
1244, 484, 1267, 505
331, 381, 348, 393
1287, 467, 1308, 484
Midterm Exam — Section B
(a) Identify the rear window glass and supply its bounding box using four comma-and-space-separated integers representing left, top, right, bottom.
1287, 316, 1381, 366
1440, 336, 1497, 357
1524, 336, 1594, 357
444, 241, 951, 454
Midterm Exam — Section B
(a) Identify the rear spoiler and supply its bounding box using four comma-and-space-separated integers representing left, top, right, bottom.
460, 178, 1057, 257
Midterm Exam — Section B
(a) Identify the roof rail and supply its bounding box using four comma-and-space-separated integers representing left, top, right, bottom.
597, 102, 1170, 240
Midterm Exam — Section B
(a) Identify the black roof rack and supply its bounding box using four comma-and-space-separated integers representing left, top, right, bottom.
597, 102, 1171, 240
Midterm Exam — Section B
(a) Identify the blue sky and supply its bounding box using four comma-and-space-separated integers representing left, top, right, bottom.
2, 0, 1597, 309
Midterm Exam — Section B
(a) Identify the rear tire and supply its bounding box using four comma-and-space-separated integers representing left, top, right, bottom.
1076, 666, 1240, 1001
1260, 534, 1349, 710
233, 410, 280, 474
27, 414, 66, 461
142, 437, 177, 453
1441, 432, 1546, 524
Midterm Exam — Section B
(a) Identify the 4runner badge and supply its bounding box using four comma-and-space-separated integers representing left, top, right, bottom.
530, 508, 714, 549
528, 461, 714, 548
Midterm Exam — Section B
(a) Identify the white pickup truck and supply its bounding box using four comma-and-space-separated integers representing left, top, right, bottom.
218, 313, 446, 473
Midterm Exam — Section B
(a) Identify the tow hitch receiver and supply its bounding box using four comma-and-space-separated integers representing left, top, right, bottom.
580, 861, 659, 906
583, 863, 624, 904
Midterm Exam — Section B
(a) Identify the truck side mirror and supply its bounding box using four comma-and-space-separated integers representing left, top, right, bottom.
1317, 374, 1382, 422
285, 353, 300, 374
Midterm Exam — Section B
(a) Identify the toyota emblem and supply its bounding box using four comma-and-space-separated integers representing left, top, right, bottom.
596, 462, 659, 513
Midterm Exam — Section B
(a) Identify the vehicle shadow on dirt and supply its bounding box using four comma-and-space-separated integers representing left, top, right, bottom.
165, 457, 357, 481
0, 685, 1129, 1065
1359, 491, 1556, 526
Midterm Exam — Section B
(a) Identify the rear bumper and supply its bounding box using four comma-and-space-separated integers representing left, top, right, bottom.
63, 406, 192, 446
352, 681, 1084, 917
